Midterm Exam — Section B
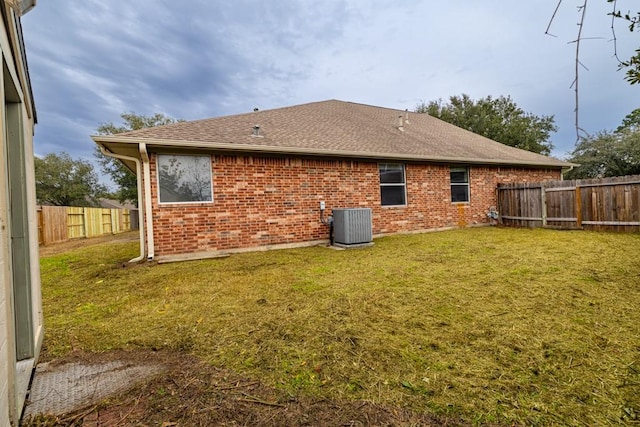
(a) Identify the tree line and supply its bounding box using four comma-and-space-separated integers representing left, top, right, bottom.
419, 94, 640, 180
35, 113, 180, 207
35, 100, 639, 207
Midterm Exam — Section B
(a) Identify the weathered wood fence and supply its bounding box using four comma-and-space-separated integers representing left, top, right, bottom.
497, 175, 640, 232
37, 206, 138, 245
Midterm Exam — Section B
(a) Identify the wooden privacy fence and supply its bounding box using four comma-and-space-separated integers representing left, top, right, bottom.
37, 206, 138, 245
497, 175, 640, 232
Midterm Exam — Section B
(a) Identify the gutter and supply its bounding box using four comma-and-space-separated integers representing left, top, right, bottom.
92, 135, 575, 169
97, 144, 146, 263
139, 143, 155, 260
6, 0, 37, 16
561, 165, 576, 180
19, 0, 36, 16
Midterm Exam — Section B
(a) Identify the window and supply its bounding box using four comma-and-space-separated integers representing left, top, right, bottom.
450, 166, 469, 203
379, 163, 406, 206
158, 154, 213, 203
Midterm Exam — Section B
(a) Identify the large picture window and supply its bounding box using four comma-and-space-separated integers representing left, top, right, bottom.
379, 163, 406, 206
158, 154, 213, 203
450, 166, 469, 203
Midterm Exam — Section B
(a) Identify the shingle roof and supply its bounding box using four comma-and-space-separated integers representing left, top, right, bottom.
94, 100, 571, 168
97, 198, 136, 210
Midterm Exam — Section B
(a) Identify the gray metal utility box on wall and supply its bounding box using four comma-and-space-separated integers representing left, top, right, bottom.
332, 208, 373, 246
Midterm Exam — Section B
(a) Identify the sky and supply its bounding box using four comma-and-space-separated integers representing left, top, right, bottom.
21, 1, 639, 186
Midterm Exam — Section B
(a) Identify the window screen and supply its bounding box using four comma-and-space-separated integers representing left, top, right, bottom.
450, 166, 469, 203
379, 163, 406, 206
158, 154, 213, 203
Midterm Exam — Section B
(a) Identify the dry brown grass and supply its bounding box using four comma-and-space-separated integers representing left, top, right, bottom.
39, 227, 640, 425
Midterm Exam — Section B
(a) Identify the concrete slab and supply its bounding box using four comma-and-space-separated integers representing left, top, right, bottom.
16, 359, 35, 417
331, 242, 374, 249
23, 359, 163, 419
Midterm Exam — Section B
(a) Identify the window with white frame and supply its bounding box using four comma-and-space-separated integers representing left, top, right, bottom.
158, 154, 213, 203
450, 166, 469, 203
379, 163, 406, 206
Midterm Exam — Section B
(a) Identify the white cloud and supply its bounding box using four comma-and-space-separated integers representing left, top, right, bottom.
21, 0, 640, 170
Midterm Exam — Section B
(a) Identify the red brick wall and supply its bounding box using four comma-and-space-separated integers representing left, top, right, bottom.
149, 153, 561, 256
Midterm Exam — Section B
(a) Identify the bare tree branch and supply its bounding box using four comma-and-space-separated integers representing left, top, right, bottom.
549, 1, 639, 142
610, 0, 624, 63
574, 0, 589, 142
545, 0, 564, 37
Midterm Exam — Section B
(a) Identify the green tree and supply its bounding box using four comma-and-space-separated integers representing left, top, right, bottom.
416, 94, 557, 155
566, 109, 640, 179
35, 152, 107, 206
616, 107, 640, 132
95, 112, 183, 205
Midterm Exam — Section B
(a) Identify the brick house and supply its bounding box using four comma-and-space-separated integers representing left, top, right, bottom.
0, 1, 42, 425
93, 100, 571, 262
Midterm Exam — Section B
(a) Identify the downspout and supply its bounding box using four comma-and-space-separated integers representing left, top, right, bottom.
561, 165, 575, 181
139, 143, 155, 260
98, 144, 145, 263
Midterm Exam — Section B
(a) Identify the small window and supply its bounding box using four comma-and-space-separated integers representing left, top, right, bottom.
450, 166, 469, 203
379, 163, 406, 206
158, 154, 213, 203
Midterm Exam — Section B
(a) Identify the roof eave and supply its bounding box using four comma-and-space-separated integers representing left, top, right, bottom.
91, 135, 574, 169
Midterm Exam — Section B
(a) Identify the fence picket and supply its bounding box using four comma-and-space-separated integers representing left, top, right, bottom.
37, 205, 138, 245
575, 186, 582, 227
497, 175, 640, 232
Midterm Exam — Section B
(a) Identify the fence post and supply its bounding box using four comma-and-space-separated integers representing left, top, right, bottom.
111, 209, 117, 234
540, 184, 547, 227
37, 206, 44, 245
496, 187, 502, 224
575, 186, 582, 228
83, 207, 88, 238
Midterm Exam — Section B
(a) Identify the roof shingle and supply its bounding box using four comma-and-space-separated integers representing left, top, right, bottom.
94, 100, 570, 168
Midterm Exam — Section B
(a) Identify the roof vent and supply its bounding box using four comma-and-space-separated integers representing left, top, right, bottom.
405, 109, 410, 124
252, 125, 261, 137
253, 107, 259, 112
398, 115, 404, 132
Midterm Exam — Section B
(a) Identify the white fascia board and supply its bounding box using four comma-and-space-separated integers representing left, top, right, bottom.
91, 135, 573, 169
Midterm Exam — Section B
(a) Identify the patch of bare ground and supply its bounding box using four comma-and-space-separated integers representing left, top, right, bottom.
23, 350, 467, 427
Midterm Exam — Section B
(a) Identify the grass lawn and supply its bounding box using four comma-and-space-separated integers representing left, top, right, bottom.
39, 227, 640, 425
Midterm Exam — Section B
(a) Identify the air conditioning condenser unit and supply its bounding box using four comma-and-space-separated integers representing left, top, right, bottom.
332, 208, 373, 246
